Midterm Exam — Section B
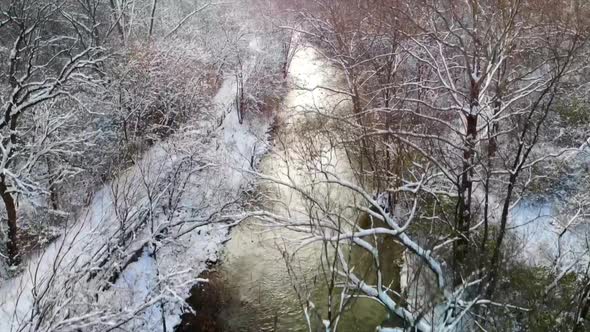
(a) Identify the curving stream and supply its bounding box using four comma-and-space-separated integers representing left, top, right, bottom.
213, 45, 396, 331
181, 37, 590, 332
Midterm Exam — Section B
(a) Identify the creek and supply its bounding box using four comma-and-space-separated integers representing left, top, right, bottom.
215, 45, 397, 331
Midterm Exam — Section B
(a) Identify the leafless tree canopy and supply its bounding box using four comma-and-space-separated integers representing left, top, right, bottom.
0, 0, 589, 331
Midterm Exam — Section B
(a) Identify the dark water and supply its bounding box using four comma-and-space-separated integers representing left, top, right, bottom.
211, 211, 403, 331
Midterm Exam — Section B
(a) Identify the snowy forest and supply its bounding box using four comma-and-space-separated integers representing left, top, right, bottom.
0, 0, 590, 331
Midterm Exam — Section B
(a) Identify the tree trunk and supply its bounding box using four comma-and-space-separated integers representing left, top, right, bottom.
46, 156, 59, 211
488, 65, 505, 158
109, 0, 126, 42
454, 113, 477, 285
236, 71, 244, 125
454, 75, 480, 286
0, 177, 19, 266
573, 280, 590, 332
2, 91, 21, 265
148, 0, 158, 39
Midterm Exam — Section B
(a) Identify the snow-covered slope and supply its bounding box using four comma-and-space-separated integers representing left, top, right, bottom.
0, 64, 271, 331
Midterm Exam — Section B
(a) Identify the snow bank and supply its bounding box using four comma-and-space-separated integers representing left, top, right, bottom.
0, 61, 272, 332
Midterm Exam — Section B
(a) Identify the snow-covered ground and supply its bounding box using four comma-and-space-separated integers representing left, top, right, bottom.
0, 55, 272, 331
510, 198, 590, 268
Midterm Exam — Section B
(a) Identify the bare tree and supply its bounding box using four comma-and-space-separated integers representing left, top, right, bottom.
0, 0, 105, 266
265, 0, 590, 330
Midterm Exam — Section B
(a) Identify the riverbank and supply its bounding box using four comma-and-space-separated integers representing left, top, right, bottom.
0, 55, 275, 332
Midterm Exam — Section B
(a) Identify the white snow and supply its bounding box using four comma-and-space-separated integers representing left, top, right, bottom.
510, 199, 589, 268
0, 49, 271, 331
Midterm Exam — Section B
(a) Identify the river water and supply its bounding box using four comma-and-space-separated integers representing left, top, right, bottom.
214, 45, 396, 331
195, 37, 590, 332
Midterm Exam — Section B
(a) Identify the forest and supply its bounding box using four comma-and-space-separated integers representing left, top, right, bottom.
0, 0, 589, 331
